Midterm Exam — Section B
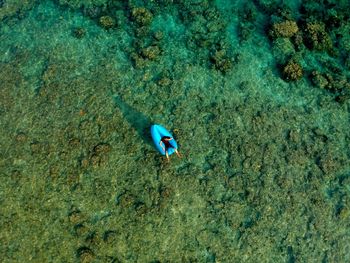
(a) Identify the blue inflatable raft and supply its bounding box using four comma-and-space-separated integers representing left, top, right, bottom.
151, 124, 178, 155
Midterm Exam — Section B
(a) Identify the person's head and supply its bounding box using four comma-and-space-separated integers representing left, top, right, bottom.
162, 136, 171, 141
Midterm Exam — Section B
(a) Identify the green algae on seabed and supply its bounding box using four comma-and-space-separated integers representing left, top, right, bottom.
1, 0, 350, 262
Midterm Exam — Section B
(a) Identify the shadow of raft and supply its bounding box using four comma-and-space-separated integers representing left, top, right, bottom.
112, 95, 153, 147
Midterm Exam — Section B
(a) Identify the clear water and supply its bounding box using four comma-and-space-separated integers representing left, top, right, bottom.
1, 0, 350, 262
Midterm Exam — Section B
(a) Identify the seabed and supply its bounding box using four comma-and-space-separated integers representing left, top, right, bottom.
0, 0, 350, 262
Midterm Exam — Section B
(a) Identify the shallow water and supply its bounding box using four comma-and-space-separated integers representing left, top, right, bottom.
1, 0, 350, 262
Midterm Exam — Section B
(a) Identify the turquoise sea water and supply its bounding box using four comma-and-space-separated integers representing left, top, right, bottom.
1, 0, 350, 262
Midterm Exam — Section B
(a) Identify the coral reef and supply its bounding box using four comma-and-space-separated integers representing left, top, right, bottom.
282, 60, 303, 81
99, 15, 115, 29
57, 0, 108, 9
0, 0, 37, 20
237, 2, 259, 43
270, 20, 299, 38
313, 71, 350, 91
82, 5, 103, 18
72, 27, 86, 38
310, 71, 329, 89
140, 45, 161, 60
210, 49, 233, 73
310, 70, 350, 102
272, 37, 295, 64
131, 7, 153, 26
303, 22, 332, 51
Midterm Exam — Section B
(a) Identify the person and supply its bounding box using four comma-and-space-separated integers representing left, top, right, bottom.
160, 136, 181, 162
